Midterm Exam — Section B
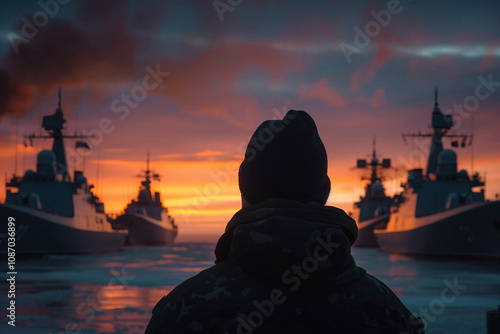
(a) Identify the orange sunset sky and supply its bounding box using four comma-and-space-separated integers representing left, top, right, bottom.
1, 0, 499, 236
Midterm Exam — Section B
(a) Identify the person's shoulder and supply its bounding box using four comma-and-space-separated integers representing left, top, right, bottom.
152, 260, 242, 309
342, 270, 425, 333
146, 261, 248, 333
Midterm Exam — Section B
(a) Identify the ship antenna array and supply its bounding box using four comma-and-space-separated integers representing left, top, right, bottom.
14, 117, 19, 175
471, 114, 474, 175
353, 137, 392, 183
137, 153, 161, 189
23, 88, 96, 181
401, 86, 473, 177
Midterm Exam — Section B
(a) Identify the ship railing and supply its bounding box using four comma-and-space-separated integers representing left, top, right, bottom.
470, 172, 485, 187
5, 175, 23, 187
417, 202, 457, 217
415, 202, 471, 218
415, 210, 437, 218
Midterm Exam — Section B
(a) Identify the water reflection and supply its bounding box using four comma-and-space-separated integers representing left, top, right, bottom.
17, 283, 171, 333
8, 243, 499, 334
7, 242, 216, 334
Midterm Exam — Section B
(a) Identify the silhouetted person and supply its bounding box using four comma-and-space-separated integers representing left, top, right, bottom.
146, 110, 424, 334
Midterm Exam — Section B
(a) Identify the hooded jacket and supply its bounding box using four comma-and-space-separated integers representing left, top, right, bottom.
146, 199, 424, 334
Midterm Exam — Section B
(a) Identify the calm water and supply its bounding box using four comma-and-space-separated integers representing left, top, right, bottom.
1, 241, 499, 334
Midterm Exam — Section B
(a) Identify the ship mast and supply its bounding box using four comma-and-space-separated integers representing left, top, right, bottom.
143, 152, 152, 191
354, 137, 391, 184
139, 152, 160, 192
25, 88, 93, 182
426, 87, 449, 176
402, 87, 470, 179
370, 137, 379, 183
52, 88, 68, 179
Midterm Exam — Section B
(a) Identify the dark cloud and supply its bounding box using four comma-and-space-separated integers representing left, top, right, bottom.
2, 0, 500, 121
0, 1, 138, 117
0, 68, 34, 116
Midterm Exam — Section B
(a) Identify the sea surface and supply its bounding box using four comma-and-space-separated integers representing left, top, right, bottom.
1, 238, 500, 334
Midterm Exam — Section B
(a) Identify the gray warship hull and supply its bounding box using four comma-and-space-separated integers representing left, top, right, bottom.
374, 201, 500, 257
0, 204, 127, 255
353, 213, 390, 248
117, 213, 177, 245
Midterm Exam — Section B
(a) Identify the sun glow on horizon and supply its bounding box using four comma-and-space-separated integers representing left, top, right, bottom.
1, 146, 499, 235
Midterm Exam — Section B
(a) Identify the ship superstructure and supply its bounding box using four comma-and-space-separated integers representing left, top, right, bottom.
115, 155, 177, 245
352, 139, 393, 247
374, 88, 500, 257
0, 89, 126, 255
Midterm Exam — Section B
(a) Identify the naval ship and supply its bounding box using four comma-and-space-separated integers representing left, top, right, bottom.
115, 156, 177, 245
0, 90, 127, 255
352, 139, 393, 248
374, 88, 500, 257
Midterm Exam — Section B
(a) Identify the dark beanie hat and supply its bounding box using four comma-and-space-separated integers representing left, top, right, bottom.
238, 110, 331, 205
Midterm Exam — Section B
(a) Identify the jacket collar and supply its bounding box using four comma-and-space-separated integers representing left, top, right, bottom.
214, 199, 359, 281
